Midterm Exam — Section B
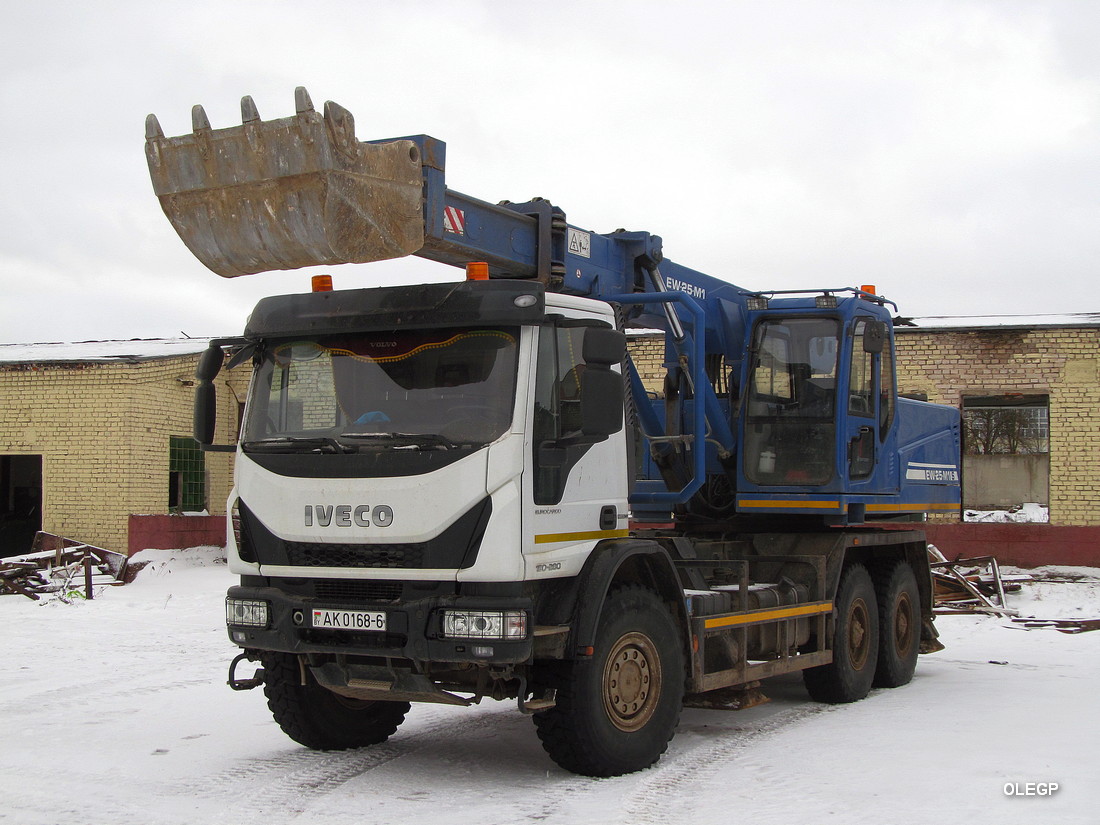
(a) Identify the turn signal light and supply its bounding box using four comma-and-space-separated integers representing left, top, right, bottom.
312, 274, 334, 292
466, 262, 490, 281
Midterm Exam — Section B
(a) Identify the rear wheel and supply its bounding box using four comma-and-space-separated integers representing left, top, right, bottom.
533, 586, 684, 777
873, 561, 920, 688
803, 563, 879, 703
261, 652, 410, 750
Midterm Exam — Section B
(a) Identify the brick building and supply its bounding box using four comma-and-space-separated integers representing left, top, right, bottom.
0, 340, 247, 557
894, 314, 1100, 526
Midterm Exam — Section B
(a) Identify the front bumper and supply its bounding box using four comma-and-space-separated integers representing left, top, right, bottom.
225, 583, 534, 665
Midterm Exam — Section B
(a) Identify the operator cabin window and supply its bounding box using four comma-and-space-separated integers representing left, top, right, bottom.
847, 318, 892, 480
745, 318, 839, 486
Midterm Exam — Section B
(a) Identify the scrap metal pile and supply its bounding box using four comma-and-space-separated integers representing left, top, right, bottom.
0, 533, 127, 601
930, 545, 1017, 616
930, 545, 1099, 633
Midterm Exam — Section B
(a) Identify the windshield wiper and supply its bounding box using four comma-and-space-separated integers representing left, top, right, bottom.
242, 436, 348, 454
338, 432, 461, 450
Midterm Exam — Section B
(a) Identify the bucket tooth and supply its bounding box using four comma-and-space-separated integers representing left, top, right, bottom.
294, 86, 314, 114
323, 99, 357, 152
191, 104, 211, 133
145, 113, 164, 140
241, 95, 260, 123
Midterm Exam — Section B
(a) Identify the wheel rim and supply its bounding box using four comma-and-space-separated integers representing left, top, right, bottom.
893, 592, 914, 657
847, 597, 872, 671
602, 631, 663, 732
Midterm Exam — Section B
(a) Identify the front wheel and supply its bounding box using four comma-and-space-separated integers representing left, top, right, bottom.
261, 652, 410, 750
803, 562, 880, 704
533, 586, 684, 777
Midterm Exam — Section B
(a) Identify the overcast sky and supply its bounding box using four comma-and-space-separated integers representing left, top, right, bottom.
2, 0, 1098, 344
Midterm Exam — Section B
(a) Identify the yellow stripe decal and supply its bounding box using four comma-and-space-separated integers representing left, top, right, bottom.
704, 601, 834, 630
865, 502, 959, 513
534, 528, 630, 545
738, 499, 841, 510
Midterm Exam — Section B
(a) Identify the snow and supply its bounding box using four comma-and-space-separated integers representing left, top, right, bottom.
965, 502, 1050, 523
2, 549, 1098, 825
900, 313, 1100, 331
0, 338, 213, 365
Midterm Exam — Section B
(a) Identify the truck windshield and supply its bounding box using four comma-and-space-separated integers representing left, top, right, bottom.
242, 328, 519, 452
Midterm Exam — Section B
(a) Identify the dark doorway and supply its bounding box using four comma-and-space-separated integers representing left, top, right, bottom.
1, 455, 43, 558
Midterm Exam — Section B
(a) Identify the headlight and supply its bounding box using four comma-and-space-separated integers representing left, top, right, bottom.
441, 610, 527, 640
226, 598, 269, 628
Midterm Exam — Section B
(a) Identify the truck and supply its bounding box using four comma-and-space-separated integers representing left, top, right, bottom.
145, 88, 961, 777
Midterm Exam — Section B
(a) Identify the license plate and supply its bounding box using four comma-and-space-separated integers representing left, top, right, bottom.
311, 608, 387, 632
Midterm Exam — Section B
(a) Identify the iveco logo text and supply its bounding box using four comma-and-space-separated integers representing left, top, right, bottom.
665, 277, 706, 300
304, 504, 394, 528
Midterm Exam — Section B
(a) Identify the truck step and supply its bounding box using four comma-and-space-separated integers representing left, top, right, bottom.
523, 697, 557, 712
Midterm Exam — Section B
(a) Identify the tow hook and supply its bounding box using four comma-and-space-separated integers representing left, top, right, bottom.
228, 652, 265, 691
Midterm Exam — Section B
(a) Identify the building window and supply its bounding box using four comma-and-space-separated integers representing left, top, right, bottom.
169, 436, 206, 513
962, 396, 1049, 455
960, 395, 1049, 519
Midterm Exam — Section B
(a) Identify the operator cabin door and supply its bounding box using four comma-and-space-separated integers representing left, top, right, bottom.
526, 322, 629, 559
743, 317, 840, 488
846, 317, 893, 488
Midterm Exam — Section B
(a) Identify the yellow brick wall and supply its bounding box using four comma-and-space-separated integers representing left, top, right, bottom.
895, 326, 1100, 526
627, 334, 666, 394
0, 354, 248, 554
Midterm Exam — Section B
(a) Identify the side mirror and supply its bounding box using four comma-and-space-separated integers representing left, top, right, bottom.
196, 344, 225, 381
582, 327, 626, 366
579, 368, 623, 437
194, 344, 231, 450
579, 327, 626, 439
863, 320, 887, 354
194, 383, 217, 445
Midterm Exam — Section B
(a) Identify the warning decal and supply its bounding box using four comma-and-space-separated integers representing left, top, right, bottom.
567, 228, 591, 258
444, 206, 465, 235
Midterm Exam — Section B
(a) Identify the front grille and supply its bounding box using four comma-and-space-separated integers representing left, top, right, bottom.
313, 579, 404, 603
285, 542, 424, 569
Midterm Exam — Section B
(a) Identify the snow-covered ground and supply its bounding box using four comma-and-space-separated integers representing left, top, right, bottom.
964, 502, 1049, 523
2, 548, 1097, 825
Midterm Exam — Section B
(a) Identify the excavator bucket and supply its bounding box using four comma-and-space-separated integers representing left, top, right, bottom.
145, 87, 426, 277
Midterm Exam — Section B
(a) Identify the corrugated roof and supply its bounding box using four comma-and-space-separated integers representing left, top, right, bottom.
0, 338, 214, 365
